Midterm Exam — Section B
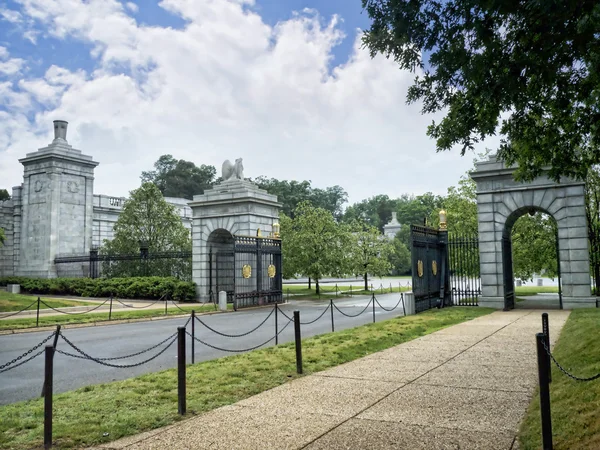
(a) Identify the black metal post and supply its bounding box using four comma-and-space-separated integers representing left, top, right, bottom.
41, 326, 60, 398
177, 326, 186, 415
542, 313, 552, 383
330, 299, 335, 332
191, 311, 195, 364
109, 295, 113, 321
401, 293, 406, 316
44, 345, 54, 449
536, 333, 553, 450
275, 304, 279, 345
372, 293, 376, 323
294, 311, 302, 374
36, 297, 41, 327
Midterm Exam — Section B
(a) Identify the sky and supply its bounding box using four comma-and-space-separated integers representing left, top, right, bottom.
0, 0, 501, 205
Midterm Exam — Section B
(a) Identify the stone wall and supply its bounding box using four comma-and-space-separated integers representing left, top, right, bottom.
0, 200, 14, 277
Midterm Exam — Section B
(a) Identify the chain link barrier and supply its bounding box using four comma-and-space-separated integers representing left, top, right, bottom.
58, 331, 178, 368
195, 307, 275, 338
168, 297, 193, 313
39, 298, 110, 315
542, 338, 600, 382
279, 305, 331, 325
0, 331, 57, 373
374, 294, 404, 312
187, 319, 292, 353
332, 297, 374, 318
114, 295, 165, 309
0, 299, 39, 319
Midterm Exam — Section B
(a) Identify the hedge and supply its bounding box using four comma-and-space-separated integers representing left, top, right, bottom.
0, 276, 197, 301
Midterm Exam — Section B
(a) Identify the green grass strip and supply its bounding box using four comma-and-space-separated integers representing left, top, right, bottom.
519, 309, 600, 450
0, 304, 228, 331
514, 286, 560, 296
0, 307, 492, 449
0, 292, 94, 313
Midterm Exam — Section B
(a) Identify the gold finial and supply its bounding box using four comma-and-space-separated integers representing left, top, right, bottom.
272, 222, 280, 239
256, 228, 262, 238
439, 210, 447, 230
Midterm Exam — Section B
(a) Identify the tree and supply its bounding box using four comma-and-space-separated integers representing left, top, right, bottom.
396, 193, 443, 228
349, 222, 393, 290
280, 201, 352, 294
102, 183, 192, 278
254, 177, 348, 219
0, 189, 10, 201
0, 228, 4, 246
388, 232, 411, 276
342, 195, 398, 231
511, 213, 558, 282
362, 0, 600, 182
141, 154, 217, 200
585, 167, 600, 294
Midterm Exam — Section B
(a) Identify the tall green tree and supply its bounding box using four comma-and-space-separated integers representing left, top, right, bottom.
362, 0, 600, 182
585, 167, 600, 294
349, 222, 393, 290
280, 201, 352, 294
254, 177, 348, 219
0, 189, 10, 201
388, 232, 411, 276
141, 154, 217, 200
102, 183, 191, 279
511, 213, 558, 282
396, 193, 443, 228
342, 195, 398, 231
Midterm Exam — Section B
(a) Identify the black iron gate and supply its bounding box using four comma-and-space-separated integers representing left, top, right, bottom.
209, 235, 283, 310
502, 234, 515, 310
411, 226, 482, 312
448, 233, 481, 306
410, 225, 451, 312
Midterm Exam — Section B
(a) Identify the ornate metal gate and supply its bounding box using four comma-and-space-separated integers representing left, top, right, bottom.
410, 225, 451, 312
502, 234, 515, 310
209, 235, 283, 310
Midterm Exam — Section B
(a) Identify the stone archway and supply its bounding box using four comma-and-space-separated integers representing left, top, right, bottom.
471, 154, 594, 310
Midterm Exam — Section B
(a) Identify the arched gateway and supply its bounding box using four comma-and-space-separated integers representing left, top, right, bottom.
471, 154, 594, 310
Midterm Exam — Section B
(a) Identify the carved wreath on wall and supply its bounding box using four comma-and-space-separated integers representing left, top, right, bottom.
67, 181, 80, 193
34, 180, 43, 192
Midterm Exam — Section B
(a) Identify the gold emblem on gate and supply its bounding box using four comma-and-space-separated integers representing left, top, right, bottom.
242, 264, 252, 279
417, 260, 424, 278
267, 264, 276, 278
432, 260, 438, 276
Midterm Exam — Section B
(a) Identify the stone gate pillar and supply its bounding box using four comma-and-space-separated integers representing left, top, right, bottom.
188, 177, 281, 301
471, 154, 595, 309
16, 120, 98, 278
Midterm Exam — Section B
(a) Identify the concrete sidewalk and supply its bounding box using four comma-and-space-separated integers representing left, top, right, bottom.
94, 309, 570, 450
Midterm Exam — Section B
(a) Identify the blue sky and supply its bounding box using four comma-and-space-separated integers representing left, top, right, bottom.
0, 0, 485, 204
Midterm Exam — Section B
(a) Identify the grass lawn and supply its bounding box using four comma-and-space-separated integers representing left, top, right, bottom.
0, 307, 493, 449
519, 309, 600, 450
0, 303, 230, 331
514, 286, 560, 296
283, 283, 410, 300
0, 291, 94, 313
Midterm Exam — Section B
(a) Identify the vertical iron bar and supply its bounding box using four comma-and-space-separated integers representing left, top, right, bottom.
372, 293, 376, 323
36, 297, 41, 327
109, 295, 113, 321
536, 333, 553, 450
275, 303, 279, 345
44, 345, 54, 449
41, 326, 60, 398
401, 292, 406, 316
542, 313, 552, 383
294, 311, 302, 374
191, 311, 195, 364
177, 326, 186, 415
330, 299, 334, 332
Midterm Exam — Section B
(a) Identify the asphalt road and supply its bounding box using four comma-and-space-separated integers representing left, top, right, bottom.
0, 293, 406, 405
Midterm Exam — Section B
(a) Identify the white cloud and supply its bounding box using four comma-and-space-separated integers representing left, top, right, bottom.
125, 2, 138, 13
0, 8, 23, 23
0, 0, 493, 206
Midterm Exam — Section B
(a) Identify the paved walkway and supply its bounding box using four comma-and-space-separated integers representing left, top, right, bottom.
94, 309, 570, 450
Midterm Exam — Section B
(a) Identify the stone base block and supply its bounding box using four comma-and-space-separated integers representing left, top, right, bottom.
6, 284, 20, 294
478, 297, 506, 309
561, 297, 597, 309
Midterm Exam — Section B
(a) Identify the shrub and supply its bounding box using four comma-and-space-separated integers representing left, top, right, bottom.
0, 276, 197, 301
